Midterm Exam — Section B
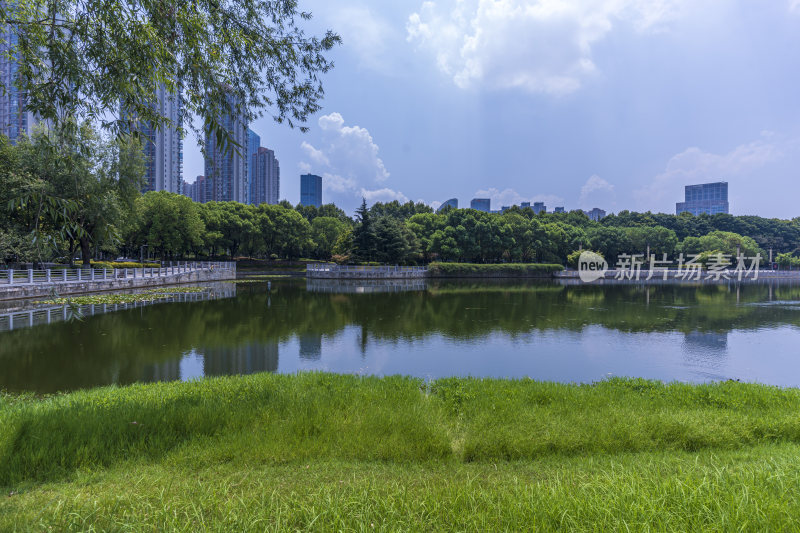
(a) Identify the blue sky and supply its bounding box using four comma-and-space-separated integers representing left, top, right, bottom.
184, 0, 800, 218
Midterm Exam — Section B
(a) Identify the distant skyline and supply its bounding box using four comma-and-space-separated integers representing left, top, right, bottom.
182, 0, 800, 219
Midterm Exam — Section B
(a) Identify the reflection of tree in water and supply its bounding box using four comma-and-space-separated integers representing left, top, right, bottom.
141, 359, 181, 383
3, 280, 800, 393
298, 334, 322, 361
202, 342, 278, 376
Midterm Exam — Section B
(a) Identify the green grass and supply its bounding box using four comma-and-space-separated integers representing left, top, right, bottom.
3, 374, 800, 530
428, 262, 565, 277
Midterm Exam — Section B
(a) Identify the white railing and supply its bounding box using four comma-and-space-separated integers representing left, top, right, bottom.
306, 263, 427, 274
306, 263, 427, 279
0, 261, 236, 286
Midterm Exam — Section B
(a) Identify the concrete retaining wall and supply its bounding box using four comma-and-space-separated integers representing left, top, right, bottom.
0, 268, 235, 301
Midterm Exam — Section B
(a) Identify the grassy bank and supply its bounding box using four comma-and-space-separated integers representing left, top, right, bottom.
4, 373, 800, 530
428, 262, 564, 277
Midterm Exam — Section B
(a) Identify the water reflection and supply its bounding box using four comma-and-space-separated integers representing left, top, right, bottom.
684, 331, 728, 354
203, 342, 279, 376
299, 334, 322, 360
2, 279, 800, 392
307, 278, 427, 293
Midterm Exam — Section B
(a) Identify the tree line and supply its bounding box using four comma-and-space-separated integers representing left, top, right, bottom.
3, 126, 800, 267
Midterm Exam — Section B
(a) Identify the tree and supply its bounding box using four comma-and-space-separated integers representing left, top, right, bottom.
625, 226, 678, 257
1, 0, 341, 148
296, 202, 351, 224
311, 216, 348, 260
8, 122, 145, 265
406, 213, 446, 262
373, 216, 408, 264
678, 231, 762, 258
776, 252, 800, 270
351, 198, 376, 262
567, 249, 604, 269
587, 227, 632, 265
370, 200, 433, 220
133, 191, 205, 258
256, 204, 312, 259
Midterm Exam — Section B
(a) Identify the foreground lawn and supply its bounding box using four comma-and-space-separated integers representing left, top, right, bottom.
3, 373, 800, 530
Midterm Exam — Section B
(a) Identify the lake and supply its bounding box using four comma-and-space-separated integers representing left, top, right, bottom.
2, 278, 800, 393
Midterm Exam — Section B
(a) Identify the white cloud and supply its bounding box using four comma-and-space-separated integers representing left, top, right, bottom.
579, 175, 615, 208
301, 141, 330, 167
791, 0, 800, 13
634, 133, 791, 213
332, 6, 397, 72
407, 0, 688, 95
430, 200, 443, 211
310, 112, 390, 183
361, 188, 410, 204
323, 173, 358, 194
300, 112, 404, 209
473, 187, 564, 210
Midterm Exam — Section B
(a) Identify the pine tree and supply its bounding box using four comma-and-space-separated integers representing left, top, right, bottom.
352, 198, 376, 262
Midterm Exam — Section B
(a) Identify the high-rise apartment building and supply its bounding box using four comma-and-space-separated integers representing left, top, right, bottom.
246, 129, 260, 204
181, 175, 214, 203
300, 174, 322, 207
0, 13, 40, 142
251, 147, 280, 205
470, 198, 490, 212
204, 100, 248, 203
181, 180, 194, 199
676, 182, 729, 215
137, 86, 183, 193
532, 202, 547, 214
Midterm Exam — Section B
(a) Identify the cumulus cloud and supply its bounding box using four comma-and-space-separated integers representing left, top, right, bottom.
322, 173, 358, 194
300, 113, 408, 210
579, 175, 615, 208
634, 133, 794, 213
473, 187, 564, 210
361, 188, 410, 204
311, 112, 390, 183
407, 0, 688, 95
301, 141, 330, 167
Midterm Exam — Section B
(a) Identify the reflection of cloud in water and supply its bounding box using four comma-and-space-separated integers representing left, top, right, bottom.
682, 330, 729, 380
684, 331, 728, 353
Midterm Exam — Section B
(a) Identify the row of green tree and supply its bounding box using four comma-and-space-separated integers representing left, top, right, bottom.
3, 126, 800, 266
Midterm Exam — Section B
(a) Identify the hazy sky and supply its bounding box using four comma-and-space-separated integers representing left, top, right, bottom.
183, 0, 800, 218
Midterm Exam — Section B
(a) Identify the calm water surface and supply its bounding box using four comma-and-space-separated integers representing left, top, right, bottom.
2, 279, 800, 392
